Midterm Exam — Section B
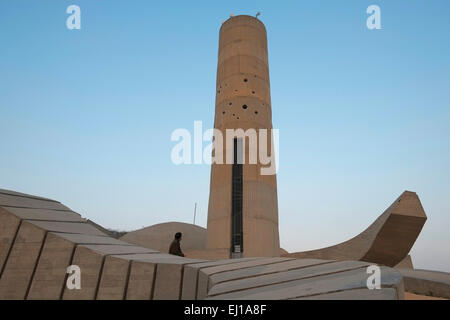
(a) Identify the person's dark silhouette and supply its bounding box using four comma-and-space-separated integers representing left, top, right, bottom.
169, 232, 185, 257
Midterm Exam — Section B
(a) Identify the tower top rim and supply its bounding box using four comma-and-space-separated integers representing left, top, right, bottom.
221, 14, 266, 30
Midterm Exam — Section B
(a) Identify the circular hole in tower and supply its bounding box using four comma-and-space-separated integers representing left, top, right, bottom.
254, 111, 258, 114
242, 104, 248, 110
243, 78, 248, 82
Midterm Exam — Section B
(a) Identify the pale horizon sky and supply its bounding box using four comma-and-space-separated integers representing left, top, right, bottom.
1, 1, 449, 272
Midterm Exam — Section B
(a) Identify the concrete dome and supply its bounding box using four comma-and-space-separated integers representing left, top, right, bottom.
120, 222, 206, 253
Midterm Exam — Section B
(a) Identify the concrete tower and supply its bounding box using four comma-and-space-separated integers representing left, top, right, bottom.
206, 15, 280, 258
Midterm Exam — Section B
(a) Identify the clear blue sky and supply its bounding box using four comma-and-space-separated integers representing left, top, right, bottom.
1, 1, 449, 272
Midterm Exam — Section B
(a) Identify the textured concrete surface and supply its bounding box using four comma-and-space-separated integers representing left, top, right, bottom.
207, 261, 374, 297
208, 258, 330, 287
27, 232, 75, 299
398, 268, 450, 299
104, 253, 205, 300
5, 207, 82, 222
0, 221, 46, 299
121, 222, 206, 254
0, 208, 21, 272
206, 15, 280, 258
395, 255, 414, 269
55, 233, 131, 246
0, 187, 419, 300
96, 255, 130, 300
181, 258, 258, 299
296, 288, 399, 300
405, 292, 448, 300
27, 220, 107, 236
284, 191, 427, 267
125, 261, 156, 300
62, 245, 105, 300
197, 258, 291, 299
0, 192, 70, 211
206, 266, 404, 300
61, 247, 161, 300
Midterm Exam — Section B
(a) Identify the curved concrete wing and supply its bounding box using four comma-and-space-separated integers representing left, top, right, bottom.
283, 191, 427, 267
0, 188, 405, 300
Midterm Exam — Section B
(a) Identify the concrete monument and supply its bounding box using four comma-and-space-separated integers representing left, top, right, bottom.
0, 15, 448, 300
206, 15, 280, 259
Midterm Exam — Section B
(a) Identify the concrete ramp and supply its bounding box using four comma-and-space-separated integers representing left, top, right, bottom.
0, 188, 406, 300
284, 191, 427, 267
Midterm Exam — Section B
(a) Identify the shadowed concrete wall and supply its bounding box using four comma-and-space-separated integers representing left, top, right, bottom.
206, 15, 280, 259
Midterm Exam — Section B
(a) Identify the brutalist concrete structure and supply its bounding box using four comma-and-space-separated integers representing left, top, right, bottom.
0, 188, 448, 300
206, 15, 280, 259
1, 15, 448, 301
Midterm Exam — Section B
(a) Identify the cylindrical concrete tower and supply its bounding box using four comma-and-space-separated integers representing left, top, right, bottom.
206, 15, 280, 258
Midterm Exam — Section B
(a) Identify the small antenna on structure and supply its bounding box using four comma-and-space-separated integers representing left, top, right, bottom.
230, 13, 235, 18
256, 12, 261, 19
193, 202, 197, 225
